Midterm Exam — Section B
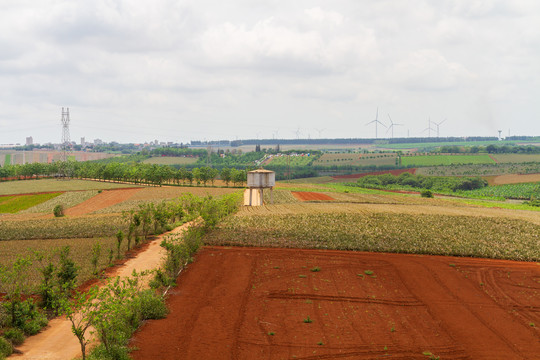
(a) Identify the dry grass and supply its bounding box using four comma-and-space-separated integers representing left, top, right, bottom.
492, 173, 540, 185
142, 156, 198, 165
0, 179, 141, 195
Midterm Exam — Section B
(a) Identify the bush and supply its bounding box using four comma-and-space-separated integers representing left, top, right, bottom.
3, 328, 25, 346
421, 190, 434, 198
0, 337, 13, 358
53, 204, 64, 217
131, 290, 168, 320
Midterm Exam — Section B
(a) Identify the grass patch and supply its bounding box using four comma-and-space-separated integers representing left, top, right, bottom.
0, 193, 62, 213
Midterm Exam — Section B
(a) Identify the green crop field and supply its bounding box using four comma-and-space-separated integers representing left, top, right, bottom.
462, 182, 540, 200
314, 153, 397, 167
401, 154, 495, 166
378, 140, 522, 150
204, 204, 540, 261
266, 154, 316, 166
0, 192, 62, 213
143, 156, 199, 166
490, 154, 540, 163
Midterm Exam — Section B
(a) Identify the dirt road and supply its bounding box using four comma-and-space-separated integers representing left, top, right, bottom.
11, 222, 192, 360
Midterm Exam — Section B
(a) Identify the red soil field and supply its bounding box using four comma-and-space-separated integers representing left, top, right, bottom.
332, 168, 416, 180
64, 187, 142, 216
131, 247, 540, 360
291, 191, 335, 201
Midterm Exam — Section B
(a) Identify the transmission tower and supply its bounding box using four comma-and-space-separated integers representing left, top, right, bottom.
61, 107, 71, 162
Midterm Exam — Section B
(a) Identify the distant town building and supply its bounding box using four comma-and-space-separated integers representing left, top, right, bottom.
81, 137, 85, 147
94, 139, 103, 145
26, 136, 33, 146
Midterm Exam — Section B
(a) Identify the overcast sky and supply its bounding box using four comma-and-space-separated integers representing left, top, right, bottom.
1, 0, 539, 144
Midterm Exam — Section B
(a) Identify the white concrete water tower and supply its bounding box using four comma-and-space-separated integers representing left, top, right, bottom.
246, 169, 275, 206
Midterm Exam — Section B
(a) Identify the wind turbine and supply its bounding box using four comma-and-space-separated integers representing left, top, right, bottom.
386, 114, 403, 138
431, 118, 446, 138
423, 117, 435, 137
315, 128, 326, 139
366, 107, 386, 138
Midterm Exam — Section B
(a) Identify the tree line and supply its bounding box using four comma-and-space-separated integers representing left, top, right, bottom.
0, 161, 247, 187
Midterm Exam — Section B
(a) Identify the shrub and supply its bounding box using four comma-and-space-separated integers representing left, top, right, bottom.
3, 328, 25, 346
53, 204, 64, 217
131, 290, 168, 320
421, 190, 434, 198
0, 337, 13, 358
57, 246, 78, 293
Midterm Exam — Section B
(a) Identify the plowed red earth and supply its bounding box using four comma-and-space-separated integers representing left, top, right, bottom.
131, 247, 540, 360
292, 191, 335, 201
64, 187, 142, 216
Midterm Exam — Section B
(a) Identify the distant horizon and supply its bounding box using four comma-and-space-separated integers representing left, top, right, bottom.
2, 134, 540, 148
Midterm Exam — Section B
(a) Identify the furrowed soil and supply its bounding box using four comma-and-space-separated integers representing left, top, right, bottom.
131, 246, 540, 360
291, 191, 336, 201
64, 187, 142, 216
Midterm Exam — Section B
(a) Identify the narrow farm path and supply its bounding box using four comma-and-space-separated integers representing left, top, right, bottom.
64, 187, 142, 216
10, 222, 193, 360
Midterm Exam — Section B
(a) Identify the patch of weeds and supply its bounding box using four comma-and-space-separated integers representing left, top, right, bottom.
299, 274, 307, 278
390, 326, 396, 332
364, 270, 374, 275
530, 322, 535, 327
449, 263, 456, 267
305, 299, 313, 304
310, 267, 321, 272
268, 332, 275, 336
303, 316, 313, 323
273, 266, 280, 269
422, 351, 440, 360
357, 273, 364, 278
317, 341, 324, 345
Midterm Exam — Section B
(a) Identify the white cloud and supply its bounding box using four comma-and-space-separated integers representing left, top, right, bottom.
390, 49, 475, 91
0, 0, 539, 143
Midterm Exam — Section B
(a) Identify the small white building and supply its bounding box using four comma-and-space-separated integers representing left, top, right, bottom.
246, 169, 275, 206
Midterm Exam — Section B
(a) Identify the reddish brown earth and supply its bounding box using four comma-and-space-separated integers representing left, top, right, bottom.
64, 187, 142, 216
131, 247, 540, 360
332, 168, 416, 180
291, 192, 336, 201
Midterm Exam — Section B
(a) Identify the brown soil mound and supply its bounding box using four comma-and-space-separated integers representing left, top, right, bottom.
332, 168, 416, 180
64, 187, 142, 216
131, 247, 540, 360
291, 192, 335, 201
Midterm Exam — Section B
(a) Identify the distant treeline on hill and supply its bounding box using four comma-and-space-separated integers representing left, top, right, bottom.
435, 144, 540, 154
190, 136, 540, 147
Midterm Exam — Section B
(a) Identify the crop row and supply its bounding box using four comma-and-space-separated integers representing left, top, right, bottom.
0, 215, 128, 241
0, 236, 124, 290
204, 212, 540, 261
462, 182, 540, 200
